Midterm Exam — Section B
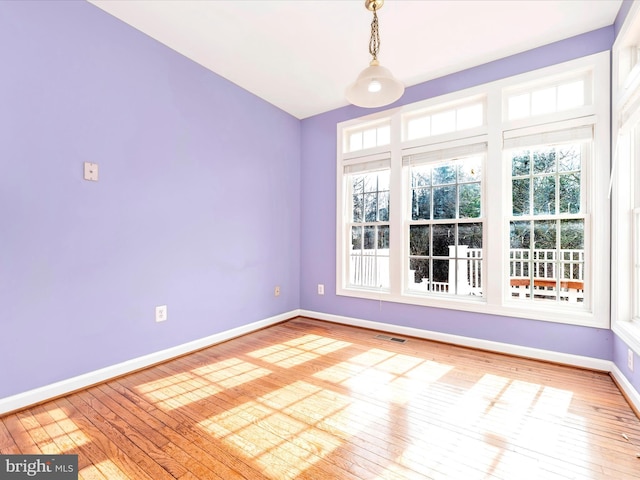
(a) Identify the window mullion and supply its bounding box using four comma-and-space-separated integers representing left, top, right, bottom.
389, 112, 403, 296
485, 83, 504, 305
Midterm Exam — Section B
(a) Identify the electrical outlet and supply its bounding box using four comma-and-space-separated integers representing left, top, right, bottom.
155, 305, 167, 323
629, 348, 634, 371
318, 284, 325, 295
274, 286, 280, 297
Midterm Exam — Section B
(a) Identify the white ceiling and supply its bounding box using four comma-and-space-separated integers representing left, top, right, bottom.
89, 0, 622, 119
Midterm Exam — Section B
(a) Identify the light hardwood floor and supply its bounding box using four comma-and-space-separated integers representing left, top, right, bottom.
2, 317, 640, 479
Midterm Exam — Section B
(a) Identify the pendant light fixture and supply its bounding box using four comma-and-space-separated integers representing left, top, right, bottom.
346, 0, 405, 108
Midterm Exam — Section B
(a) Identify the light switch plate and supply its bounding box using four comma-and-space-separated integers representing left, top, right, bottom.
83, 162, 99, 181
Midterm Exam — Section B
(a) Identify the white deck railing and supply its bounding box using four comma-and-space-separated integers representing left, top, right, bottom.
352, 247, 585, 302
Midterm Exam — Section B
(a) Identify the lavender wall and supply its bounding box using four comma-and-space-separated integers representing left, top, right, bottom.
300, 27, 614, 360
0, 1, 300, 398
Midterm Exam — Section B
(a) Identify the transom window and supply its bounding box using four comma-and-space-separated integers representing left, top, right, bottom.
505, 74, 589, 121
403, 99, 485, 142
343, 121, 391, 154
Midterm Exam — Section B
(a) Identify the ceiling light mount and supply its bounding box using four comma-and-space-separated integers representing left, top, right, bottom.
346, 0, 404, 109
365, 0, 384, 12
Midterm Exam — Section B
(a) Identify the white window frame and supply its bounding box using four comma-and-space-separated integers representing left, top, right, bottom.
337, 52, 609, 328
612, 2, 640, 355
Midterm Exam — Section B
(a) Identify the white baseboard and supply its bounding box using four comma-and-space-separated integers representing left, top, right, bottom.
300, 309, 612, 372
0, 309, 301, 416
610, 363, 640, 414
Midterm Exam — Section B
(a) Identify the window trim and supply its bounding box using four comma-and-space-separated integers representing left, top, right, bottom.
337, 52, 610, 329
612, 1, 640, 355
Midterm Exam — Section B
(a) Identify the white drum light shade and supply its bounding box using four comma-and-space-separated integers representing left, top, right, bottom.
346, 59, 405, 108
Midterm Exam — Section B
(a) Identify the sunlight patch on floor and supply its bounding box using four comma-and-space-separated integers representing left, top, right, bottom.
198, 388, 341, 480
246, 334, 351, 368
38, 407, 90, 450
136, 358, 273, 410
191, 357, 272, 389
136, 372, 221, 410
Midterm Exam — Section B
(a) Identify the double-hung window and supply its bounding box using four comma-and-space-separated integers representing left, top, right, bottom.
337, 52, 609, 328
505, 126, 592, 305
345, 158, 390, 289
404, 143, 485, 297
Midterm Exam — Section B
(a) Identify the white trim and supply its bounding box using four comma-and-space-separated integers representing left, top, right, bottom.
300, 309, 610, 371
611, 363, 640, 415
0, 309, 301, 416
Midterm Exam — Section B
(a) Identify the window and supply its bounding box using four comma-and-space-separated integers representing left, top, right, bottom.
337, 52, 609, 328
343, 121, 390, 154
403, 99, 485, 141
612, 2, 640, 353
405, 146, 484, 297
347, 166, 390, 289
507, 141, 588, 304
504, 72, 590, 121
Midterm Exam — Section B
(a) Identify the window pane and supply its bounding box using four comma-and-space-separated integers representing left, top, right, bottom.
458, 156, 482, 182
364, 193, 378, 221
407, 116, 430, 140
431, 110, 456, 135
409, 258, 430, 290
433, 186, 456, 219
559, 173, 580, 214
557, 80, 584, 110
363, 174, 378, 193
363, 128, 377, 149
533, 176, 556, 215
459, 222, 483, 248
533, 148, 556, 174
351, 226, 362, 251
377, 125, 391, 146
508, 93, 530, 119
531, 87, 556, 115
512, 150, 530, 176
410, 225, 430, 256
364, 226, 376, 250
432, 259, 449, 286
412, 165, 431, 187
378, 191, 389, 221
510, 221, 531, 249
349, 132, 363, 152
412, 188, 431, 220
377, 170, 391, 191
534, 220, 556, 249
457, 104, 483, 130
512, 179, 530, 216
560, 219, 584, 249
433, 164, 456, 185
352, 175, 364, 194
558, 145, 581, 172
352, 194, 363, 222
459, 183, 481, 218
378, 225, 390, 249
432, 224, 455, 256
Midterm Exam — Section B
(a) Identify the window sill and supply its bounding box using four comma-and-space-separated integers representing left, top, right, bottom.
337, 287, 607, 329
613, 321, 640, 356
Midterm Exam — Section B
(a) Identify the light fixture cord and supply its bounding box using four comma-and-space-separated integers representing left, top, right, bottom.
369, 5, 380, 61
